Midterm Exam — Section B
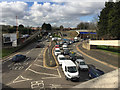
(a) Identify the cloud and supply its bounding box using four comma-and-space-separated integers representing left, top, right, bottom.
0, 1, 105, 27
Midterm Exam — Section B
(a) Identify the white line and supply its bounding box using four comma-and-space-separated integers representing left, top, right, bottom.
42, 77, 61, 79
34, 64, 57, 70
26, 48, 34, 55
25, 64, 32, 71
57, 68, 62, 78
28, 68, 59, 77
77, 53, 82, 56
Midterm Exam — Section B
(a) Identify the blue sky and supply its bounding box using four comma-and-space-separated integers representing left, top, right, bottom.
0, 1, 105, 27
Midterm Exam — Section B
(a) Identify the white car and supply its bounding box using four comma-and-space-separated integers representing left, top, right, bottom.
63, 47, 69, 50
62, 60, 80, 80
75, 59, 88, 70
62, 44, 68, 48
54, 49, 61, 56
57, 55, 67, 65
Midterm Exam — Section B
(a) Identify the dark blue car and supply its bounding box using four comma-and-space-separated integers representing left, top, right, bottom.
12, 54, 27, 62
88, 65, 104, 79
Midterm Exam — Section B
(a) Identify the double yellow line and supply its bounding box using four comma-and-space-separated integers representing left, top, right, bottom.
76, 43, 118, 69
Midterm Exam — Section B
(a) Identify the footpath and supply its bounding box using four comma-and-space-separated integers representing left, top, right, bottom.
77, 43, 118, 68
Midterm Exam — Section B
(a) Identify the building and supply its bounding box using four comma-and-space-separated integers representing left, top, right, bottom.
2, 33, 17, 47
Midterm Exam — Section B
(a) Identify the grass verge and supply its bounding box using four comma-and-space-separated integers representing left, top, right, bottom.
96, 45, 120, 55
2, 47, 19, 58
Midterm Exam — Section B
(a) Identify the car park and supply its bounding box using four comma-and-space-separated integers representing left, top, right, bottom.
88, 65, 104, 79
54, 49, 61, 56
57, 55, 68, 65
75, 59, 88, 71
11, 54, 29, 62
62, 60, 80, 81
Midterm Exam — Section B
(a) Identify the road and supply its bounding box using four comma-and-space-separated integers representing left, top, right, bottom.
2, 37, 116, 89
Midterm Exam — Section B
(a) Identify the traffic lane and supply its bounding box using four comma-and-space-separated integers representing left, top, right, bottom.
70, 42, 115, 73
2, 41, 49, 86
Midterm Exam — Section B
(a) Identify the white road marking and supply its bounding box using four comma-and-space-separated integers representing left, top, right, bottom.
57, 68, 61, 78
76, 53, 83, 56
7, 75, 32, 85
35, 60, 43, 62
31, 80, 44, 89
8, 62, 14, 67
42, 77, 61, 79
26, 49, 34, 55
25, 64, 32, 71
28, 68, 59, 77
34, 64, 57, 70
50, 84, 62, 89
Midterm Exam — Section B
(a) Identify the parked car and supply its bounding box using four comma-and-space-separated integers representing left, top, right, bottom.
37, 40, 42, 42
62, 44, 68, 48
54, 49, 61, 56
63, 49, 70, 55
62, 60, 80, 81
11, 54, 29, 62
57, 55, 68, 65
63, 47, 69, 50
88, 65, 104, 79
75, 59, 88, 71
46, 39, 49, 42
69, 52, 76, 61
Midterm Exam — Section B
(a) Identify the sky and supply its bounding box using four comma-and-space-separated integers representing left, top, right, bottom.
0, 0, 110, 28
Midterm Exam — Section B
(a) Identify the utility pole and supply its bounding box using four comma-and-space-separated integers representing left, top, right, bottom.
16, 16, 19, 39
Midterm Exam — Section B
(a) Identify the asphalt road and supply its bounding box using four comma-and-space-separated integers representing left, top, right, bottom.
70, 42, 116, 73
2, 36, 116, 90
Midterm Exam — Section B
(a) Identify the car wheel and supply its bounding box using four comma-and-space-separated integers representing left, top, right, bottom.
65, 76, 68, 80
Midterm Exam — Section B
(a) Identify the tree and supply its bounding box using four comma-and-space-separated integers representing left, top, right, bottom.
19, 24, 24, 28
97, 2, 113, 39
42, 23, 52, 30
60, 25, 64, 30
97, 1, 120, 39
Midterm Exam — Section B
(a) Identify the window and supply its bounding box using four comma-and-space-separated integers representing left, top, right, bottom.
80, 62, 85, 65
68, 66, 77, 73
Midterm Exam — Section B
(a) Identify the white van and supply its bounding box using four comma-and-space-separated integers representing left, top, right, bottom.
62, 60, 80, 80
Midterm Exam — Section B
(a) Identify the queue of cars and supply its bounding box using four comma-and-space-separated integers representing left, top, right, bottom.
54, 37, 104, 81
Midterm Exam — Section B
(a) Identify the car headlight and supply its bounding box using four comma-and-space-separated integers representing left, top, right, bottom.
67, 74, 71, 77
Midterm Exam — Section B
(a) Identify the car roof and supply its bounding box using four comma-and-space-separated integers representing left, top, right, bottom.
76, 59, 84, 62
55, 48, 60, 50
63, 60, 76, 66
16, 54, 23, 56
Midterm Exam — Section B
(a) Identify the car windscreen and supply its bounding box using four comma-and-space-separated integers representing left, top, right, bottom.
68, 66, 77, 73
55, 50, 60, 52
59, 57, 66, 60
92, 69, 101, 77
80, 62, 85, 65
